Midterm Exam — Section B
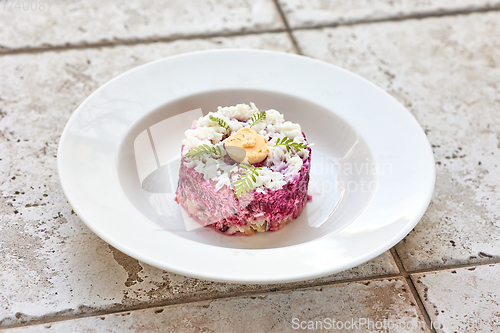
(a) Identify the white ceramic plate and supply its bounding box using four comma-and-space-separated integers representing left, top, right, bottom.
58, 49, 435, 284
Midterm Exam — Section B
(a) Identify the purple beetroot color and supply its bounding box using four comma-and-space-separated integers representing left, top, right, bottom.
175, 147, 311, 235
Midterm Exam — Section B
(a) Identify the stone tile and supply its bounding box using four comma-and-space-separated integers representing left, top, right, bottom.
412, 264, 500, 332
0, 34, 399, 327
278, 0, 500, 28
0, 0, 284, 51
5, 277, 428, 332
294, 12, 500, 271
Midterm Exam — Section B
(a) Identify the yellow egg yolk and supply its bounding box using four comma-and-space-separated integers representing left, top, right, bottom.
224, 127, 268, 164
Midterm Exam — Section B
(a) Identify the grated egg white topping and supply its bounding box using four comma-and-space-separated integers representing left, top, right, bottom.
181, 103, 309, 192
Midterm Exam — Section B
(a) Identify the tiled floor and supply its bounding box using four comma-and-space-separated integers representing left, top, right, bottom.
1, 1, 499, 332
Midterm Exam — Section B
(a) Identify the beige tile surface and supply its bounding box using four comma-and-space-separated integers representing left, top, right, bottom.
294, 12, 500, 271
0, 0, 284, 51
3, 1, 500, 331
412, 264, 500, 333
0, 33, 399, 327
278, 0, 500, 28
5, 277, 429, 333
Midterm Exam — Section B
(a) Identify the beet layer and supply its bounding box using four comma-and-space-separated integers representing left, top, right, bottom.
175, 147, 311, 236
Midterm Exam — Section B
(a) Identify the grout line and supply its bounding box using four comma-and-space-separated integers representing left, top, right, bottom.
291, 4, 500, 31
408, 258, 500, 275
0, 272, 403, 330
391, 248, 436, 333
272, 0, 303, 55
3, 4, 498, 57
0, 2, 498, 330
3, 257, 500, 330
0, 28, 286, 57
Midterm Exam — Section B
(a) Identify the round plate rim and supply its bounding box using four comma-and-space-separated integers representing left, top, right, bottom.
58, 49, 435, 283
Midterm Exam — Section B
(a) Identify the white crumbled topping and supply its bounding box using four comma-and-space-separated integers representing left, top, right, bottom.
253, 168, 287, 192
216, 102, 260, 121
250, 109, 284, 132
182, 128, 223, 155
286, 156, 303, 173
185, 156, 238, 191
276, 122, 303, 140
182, 103, 308, 191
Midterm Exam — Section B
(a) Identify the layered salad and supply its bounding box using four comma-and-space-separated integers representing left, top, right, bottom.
175, 103, 311, 236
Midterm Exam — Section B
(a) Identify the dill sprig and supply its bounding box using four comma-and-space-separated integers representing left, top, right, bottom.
249, 110, 266, 128
209, 116, 231, 135
274, 137, 308, 153
185, 144, 224, 159
234, 163, 261, 198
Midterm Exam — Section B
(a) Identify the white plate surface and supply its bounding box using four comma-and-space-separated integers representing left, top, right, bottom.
58, 50, 435, 284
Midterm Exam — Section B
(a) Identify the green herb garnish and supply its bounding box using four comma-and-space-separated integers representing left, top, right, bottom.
234, 163, 261, 198
185, 144, 224, 159
249, 110, 266, 128
274, 137, 308, 153
209, 116, 231, 135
